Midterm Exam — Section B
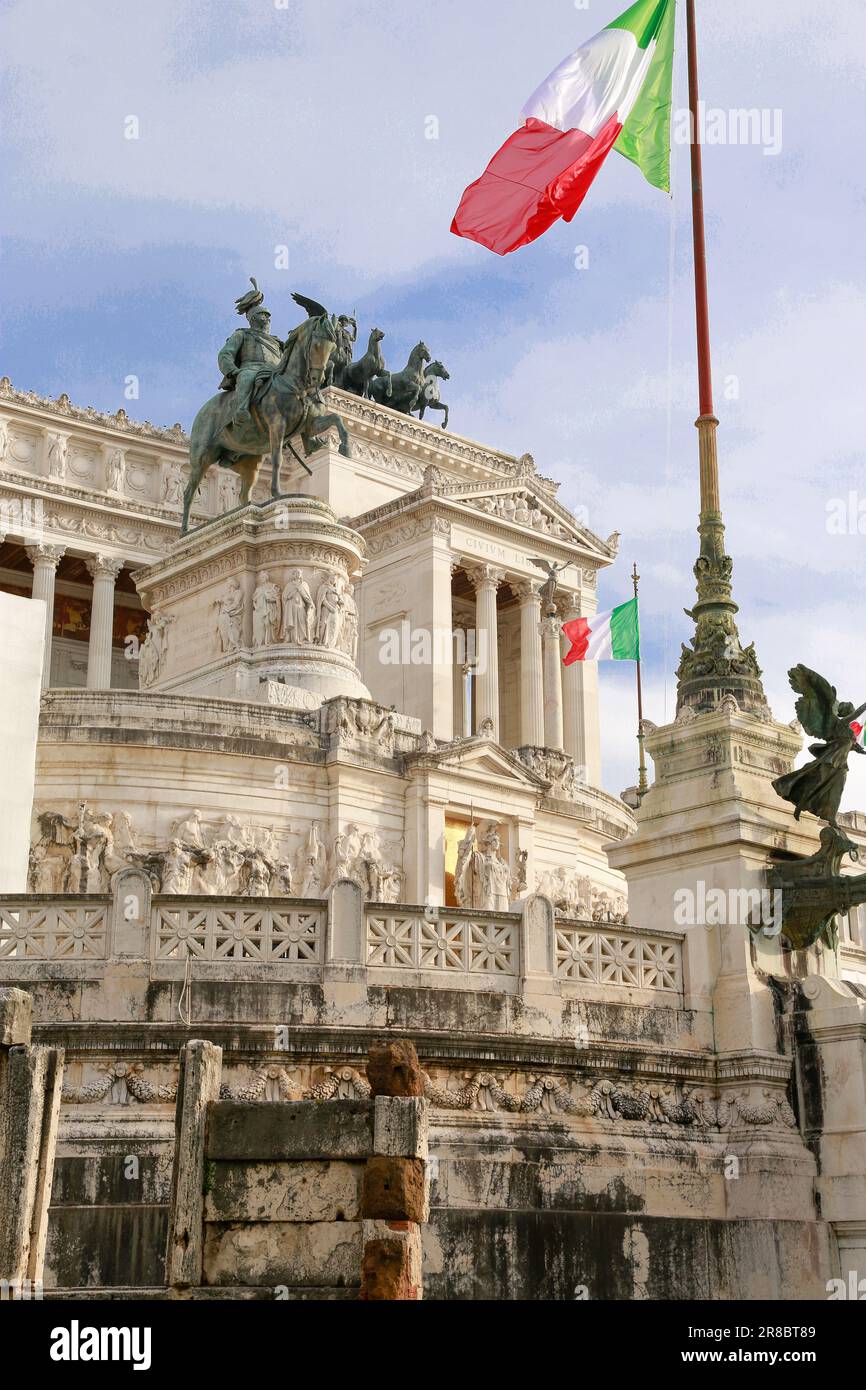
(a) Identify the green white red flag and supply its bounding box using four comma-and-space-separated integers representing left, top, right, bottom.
563, 597, 640, 665
851, 720, 866, 748
451, 0, 676, 255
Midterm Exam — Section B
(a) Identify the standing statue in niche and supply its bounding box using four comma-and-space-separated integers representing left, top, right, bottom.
252, 571, 281, 647
340, 582, 359, 660
316, 574, 344, 648
281, 569, 315, 644
454, 821, 519, 912
139, 612, 173, 688
106, 449, 125, 492
215, 578, 244, 653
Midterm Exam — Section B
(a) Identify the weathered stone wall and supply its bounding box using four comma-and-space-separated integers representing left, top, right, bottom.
164, 1040, 429, 1300
0, 987, 64, 1294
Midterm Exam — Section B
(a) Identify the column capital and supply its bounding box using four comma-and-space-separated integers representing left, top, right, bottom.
513, 579, 542, 605
556, 590, 582, 621
24, 542, 65, 570
464, 562, 505, 592
85, 553, 124, 581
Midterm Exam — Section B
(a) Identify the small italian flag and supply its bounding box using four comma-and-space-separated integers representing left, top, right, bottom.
563, 597, 640, 665
851, 720, 866, 747
452, 0, 676, 255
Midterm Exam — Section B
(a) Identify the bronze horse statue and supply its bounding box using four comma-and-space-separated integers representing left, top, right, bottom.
415, 360, 450, 429
341, 327, 390, 399
182, 300, 350, 534
369, 341, 430, 414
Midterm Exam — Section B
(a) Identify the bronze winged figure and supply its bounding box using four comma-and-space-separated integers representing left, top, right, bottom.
529, 557, 569, 613
772, 665, 866, 828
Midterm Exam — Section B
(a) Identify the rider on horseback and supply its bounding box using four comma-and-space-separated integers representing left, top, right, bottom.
218, 278, 307, 424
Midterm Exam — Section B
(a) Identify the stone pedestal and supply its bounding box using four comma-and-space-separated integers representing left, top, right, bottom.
607, 699, 817, 1057
134, 497, 370, 709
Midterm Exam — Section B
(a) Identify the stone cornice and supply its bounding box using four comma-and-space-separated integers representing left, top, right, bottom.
353, 489, 612, 571
0, 471, 180, 559
326, 386, 558, 490
0, 377, 189, 446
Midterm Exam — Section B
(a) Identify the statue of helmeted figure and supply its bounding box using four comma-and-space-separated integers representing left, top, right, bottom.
325, 314, 358, 388
454, 821, 517, 912
218, 278, 308, 425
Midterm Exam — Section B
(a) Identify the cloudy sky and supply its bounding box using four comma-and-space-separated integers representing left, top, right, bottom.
2, 0, 865, 802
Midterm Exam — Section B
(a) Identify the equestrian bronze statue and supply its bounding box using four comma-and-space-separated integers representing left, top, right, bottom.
183, 282, 350, 534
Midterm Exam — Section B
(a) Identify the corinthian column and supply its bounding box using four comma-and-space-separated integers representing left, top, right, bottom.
515, 580, 544, 747
466, 564, 503, 739
560, 589, 602, 785
85, 554, 124, 689
25, 543, 65, 688
542, 610, 564, 751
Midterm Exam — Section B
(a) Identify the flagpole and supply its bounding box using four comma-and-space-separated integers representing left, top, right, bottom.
632, 563, 648, 798
676, 0, 768, 716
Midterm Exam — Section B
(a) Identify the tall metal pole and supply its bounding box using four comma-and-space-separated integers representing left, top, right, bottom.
687, 0, 714, 424
676, 0, 767, 716
632, 563, 648, 798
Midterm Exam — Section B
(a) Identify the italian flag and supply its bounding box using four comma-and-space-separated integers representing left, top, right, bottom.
451, 0, 676, 255
851, 721, 866, 747
563, 597, 640, 665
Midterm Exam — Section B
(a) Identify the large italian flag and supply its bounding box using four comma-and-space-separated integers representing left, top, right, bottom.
451, 0, 676, 255
563, 598, 640, 665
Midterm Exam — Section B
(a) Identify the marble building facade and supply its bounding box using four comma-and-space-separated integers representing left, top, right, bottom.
2, 374, 866, 1299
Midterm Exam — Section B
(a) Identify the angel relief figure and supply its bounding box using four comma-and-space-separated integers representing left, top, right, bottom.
772, 665, 866, 831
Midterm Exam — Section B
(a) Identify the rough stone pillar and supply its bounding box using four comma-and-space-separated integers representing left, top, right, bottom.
467, 565, 503, 739
85, 554, 124, 689
360, 1040, 428, 1302
24, 543, 64, 689
560, 591, 601, 785
541, 610, 564, 751
516, 581, 544, 748
165, 1039, 223, 1289
0, 988, 64, 1291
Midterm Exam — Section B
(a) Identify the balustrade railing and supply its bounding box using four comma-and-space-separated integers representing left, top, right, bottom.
0, 891, 684, 998
366, 906, 519, 978
152, 899, 324, 963
555, 920, 682, 993
0, 898, 110, 960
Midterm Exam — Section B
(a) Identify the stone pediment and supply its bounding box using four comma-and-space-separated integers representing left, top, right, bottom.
407, 733, 548, 789
352, 469, 615, 565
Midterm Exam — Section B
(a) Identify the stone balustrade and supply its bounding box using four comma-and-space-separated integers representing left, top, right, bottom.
0, 882, 685, 1003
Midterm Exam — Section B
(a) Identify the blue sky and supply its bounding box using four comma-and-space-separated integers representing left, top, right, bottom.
2, 0, 865, 801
